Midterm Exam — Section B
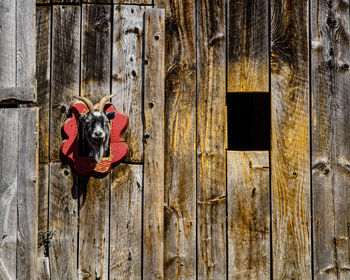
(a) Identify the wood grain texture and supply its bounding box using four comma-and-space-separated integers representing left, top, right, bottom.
227, 151, 270, 280
51, 6, 81, 162
16, 108, 39, 280
110, 164, 142, 279
155, 1, 196, 279
0, 109, 19, 280
0, 87, 36, 103
143, 8, 165, 280
78, 5, 112, 280
112, 5, 144, 163
36, 6, 51, 163
0, 0, 36, 101
196, 0, 226, 278
311, 1, 350, 279
78, 176, 110, 280
0, 109, 38, 280
0, 0, 16, 88
271, 0, 311, 279
49, 163, 78, 280
17, 0, 36, 99
37, 164, 50, 280
227, 0, 269, 92
36, 7, 51, 279
114, 0, 152, 4
81, 4, 111, 104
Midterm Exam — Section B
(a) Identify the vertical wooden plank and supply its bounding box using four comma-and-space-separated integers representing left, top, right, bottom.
37, 164, 50, 280
196, 0, 226, 278
112, 5, 144, 163
80, 4, 111, 103
36, 7, 51, 279
0, 0, 16, 88
227, 0, 269, 92
79, 176, 109, 280
271, 0, 311, 279
311, 1, 350, 279
49, 5, 80, 280
143, 7, 165, 280
50, 5, 81, 162
78, 4, 111, 280
110, 164, 142, 279
17, 0, 36, 97
155, 1, 196, 279
227, 151, 270, 280
16, 108, 39, 280
114, 0, 153, 5
49, 163, 78, 280
0, 109, 19, 280
36, 6, 51, 164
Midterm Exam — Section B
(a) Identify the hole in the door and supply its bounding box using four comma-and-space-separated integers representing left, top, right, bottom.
226, 92, 270, 150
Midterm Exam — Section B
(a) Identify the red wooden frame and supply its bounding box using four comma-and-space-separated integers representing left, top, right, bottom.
60, 102, 128, 176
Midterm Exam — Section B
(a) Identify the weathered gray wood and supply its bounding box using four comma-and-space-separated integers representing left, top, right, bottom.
0, 0, 36, 102
311, 1, 350, 279
78, 176, 110, 280
114, 0, 152, 4
49, 8, 80, 278
0, 109, 19, 280
17, 0, 36, 99
196, 0, 227, 278
155, 1, 196, 279
112, 5, 144, 163
37, 164, 50, 280
78, 5, 111, 280
0, 0, 16, 88
16, 108, 39, 280
227, 151, 270, 280
49, 163, 78, 280
36, 6, 51, 163
110, 164, 142, 279
143, 8, 165, 280
80, 4, 111, 104
227, 0, 269, 92
0, 87, 36, 103
50, 5, 81, 162
271, 0, 311, 279
36, 7, 51, 279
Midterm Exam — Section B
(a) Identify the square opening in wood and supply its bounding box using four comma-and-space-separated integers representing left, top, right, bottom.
226, 92, 270, 150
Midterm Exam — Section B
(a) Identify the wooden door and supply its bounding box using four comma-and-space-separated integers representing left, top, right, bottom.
35, 4, 165, 279
0, 1, 38, 279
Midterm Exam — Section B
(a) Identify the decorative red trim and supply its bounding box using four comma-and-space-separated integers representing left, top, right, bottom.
60, 102, 128, 176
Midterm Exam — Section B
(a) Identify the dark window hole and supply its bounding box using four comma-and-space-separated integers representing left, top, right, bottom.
226, 92, 270, 150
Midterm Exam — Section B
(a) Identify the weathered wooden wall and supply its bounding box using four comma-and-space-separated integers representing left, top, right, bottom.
28, 0, 350, 279
0, 109, 39, 280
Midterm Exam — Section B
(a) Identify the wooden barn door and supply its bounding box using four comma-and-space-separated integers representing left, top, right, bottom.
0, 0, 38, 280
35, 3, 165, 279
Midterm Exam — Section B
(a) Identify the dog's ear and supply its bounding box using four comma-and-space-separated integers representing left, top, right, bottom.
106, 111, 116, 120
